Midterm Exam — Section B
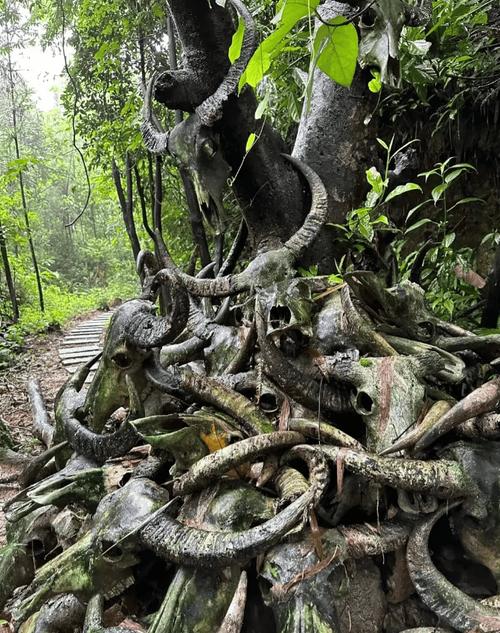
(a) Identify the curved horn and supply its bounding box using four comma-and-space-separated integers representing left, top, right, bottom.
196, 0, 257, 126
281, 444, 330, 502
218, 218, 248, 278
407, 504, 500, 632
139, 486, 316, 567
339, 520, 411, 560
173, 431, 304, 496
415, 376, 500, 451
153, 159, 328, 297
136, 249, 158, 276
273, 466, 310, 504
288, 418, 363, 450
320, 446, 473, 499
141, 71, 170, 154
282, 155, 328, 258
380, 400, 452, 456
217, 571, 248, 633
125, 270, 189, 348
458, 412, 500, 440
62, 370, 141, 464
64, 416, 138, 465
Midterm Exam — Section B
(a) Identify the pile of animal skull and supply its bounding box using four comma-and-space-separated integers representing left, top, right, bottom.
1, 155, 500, 633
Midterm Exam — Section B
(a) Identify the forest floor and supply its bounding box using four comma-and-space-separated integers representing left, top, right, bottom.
0, 309, 109, 544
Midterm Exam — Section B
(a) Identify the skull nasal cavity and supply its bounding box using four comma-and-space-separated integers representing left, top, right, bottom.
270, 306, 292, 328
356, 390, 374, 415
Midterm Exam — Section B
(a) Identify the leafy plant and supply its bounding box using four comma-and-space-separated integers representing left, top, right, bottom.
329, 136, 421, 249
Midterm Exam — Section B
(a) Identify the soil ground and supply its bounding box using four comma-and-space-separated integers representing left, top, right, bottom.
0, 310, 109, 544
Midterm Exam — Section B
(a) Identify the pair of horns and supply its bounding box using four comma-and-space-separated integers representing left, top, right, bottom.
141, 0, 257, 154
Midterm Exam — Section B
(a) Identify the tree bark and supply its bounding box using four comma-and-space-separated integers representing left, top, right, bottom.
0, 221, 19, 322
160, 0, 305, 253
111, 156, 141, 262
292, 0, 377, 271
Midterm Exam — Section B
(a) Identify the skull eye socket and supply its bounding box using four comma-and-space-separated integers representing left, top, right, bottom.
201, 138, 216, 157
100, 540, 124, 562
360, 8, 377, 27
112, 352, 132, 369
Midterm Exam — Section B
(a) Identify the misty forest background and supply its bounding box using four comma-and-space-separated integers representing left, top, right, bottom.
0, 0, 498, 368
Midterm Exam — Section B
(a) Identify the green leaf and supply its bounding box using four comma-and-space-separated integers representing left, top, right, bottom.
328, 273, 344, 284
406, 199, 431, 222
255, 89, 271, 120
368, 69, 382, 92
312, 17, 359, 88
443, 232, 456, 248
406, 39, 431, 56
229, 17, 245, 63
385, 182, 422, 202
245, 132, 257, 152
431, 182, 448, 203
447, 197, 485, 212
279, 0, 320, 25
239, 24, 290, 89
376, 138, 389, 151
405, 218, 434, 233
365, 166, 384, 195
240, 0, 320, 90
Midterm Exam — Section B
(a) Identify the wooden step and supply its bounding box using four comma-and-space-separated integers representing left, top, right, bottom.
61, 336, 102, 344
59, 346, 102, 356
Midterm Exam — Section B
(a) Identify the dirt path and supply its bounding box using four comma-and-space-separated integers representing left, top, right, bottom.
0, 309, 111, 544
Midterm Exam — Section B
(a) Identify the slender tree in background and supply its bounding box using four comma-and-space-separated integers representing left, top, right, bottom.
2, 2, 45, 312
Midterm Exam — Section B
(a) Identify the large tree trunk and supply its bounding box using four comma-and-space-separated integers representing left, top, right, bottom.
159, 0, 305, 253
293, 1, 377, 271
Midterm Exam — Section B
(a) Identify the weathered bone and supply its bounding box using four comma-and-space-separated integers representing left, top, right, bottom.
260, 521, 411, 633
22, 593, 85, 633
146, 361, 273, 435
81, 301, 153, 432
124, 274, 189, 349
154, 156, 328, 297
380, 400, 452, 456
0, 506, 58, 611
458, 412, 500, 439
9, 479, 168, 627
217, 570, 247, 633
173, 431, 305, 496
318, 352, 444, 452
382, 334, 465, 384
288, 417, 363, 450
406, 504, 500, 632
415, 376, 500, 451
139, 486, 317, 567
256, 298, 351, 414
141, 0, 257, 153
320, 446, 473, 499
56, 360, 140, 464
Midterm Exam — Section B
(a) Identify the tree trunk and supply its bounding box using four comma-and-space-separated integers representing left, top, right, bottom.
292, 1, 377, 271
6, 48, 45, 312
111, 156, 141, 262
0, 221, 19, 322
160, 0, 305, 253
